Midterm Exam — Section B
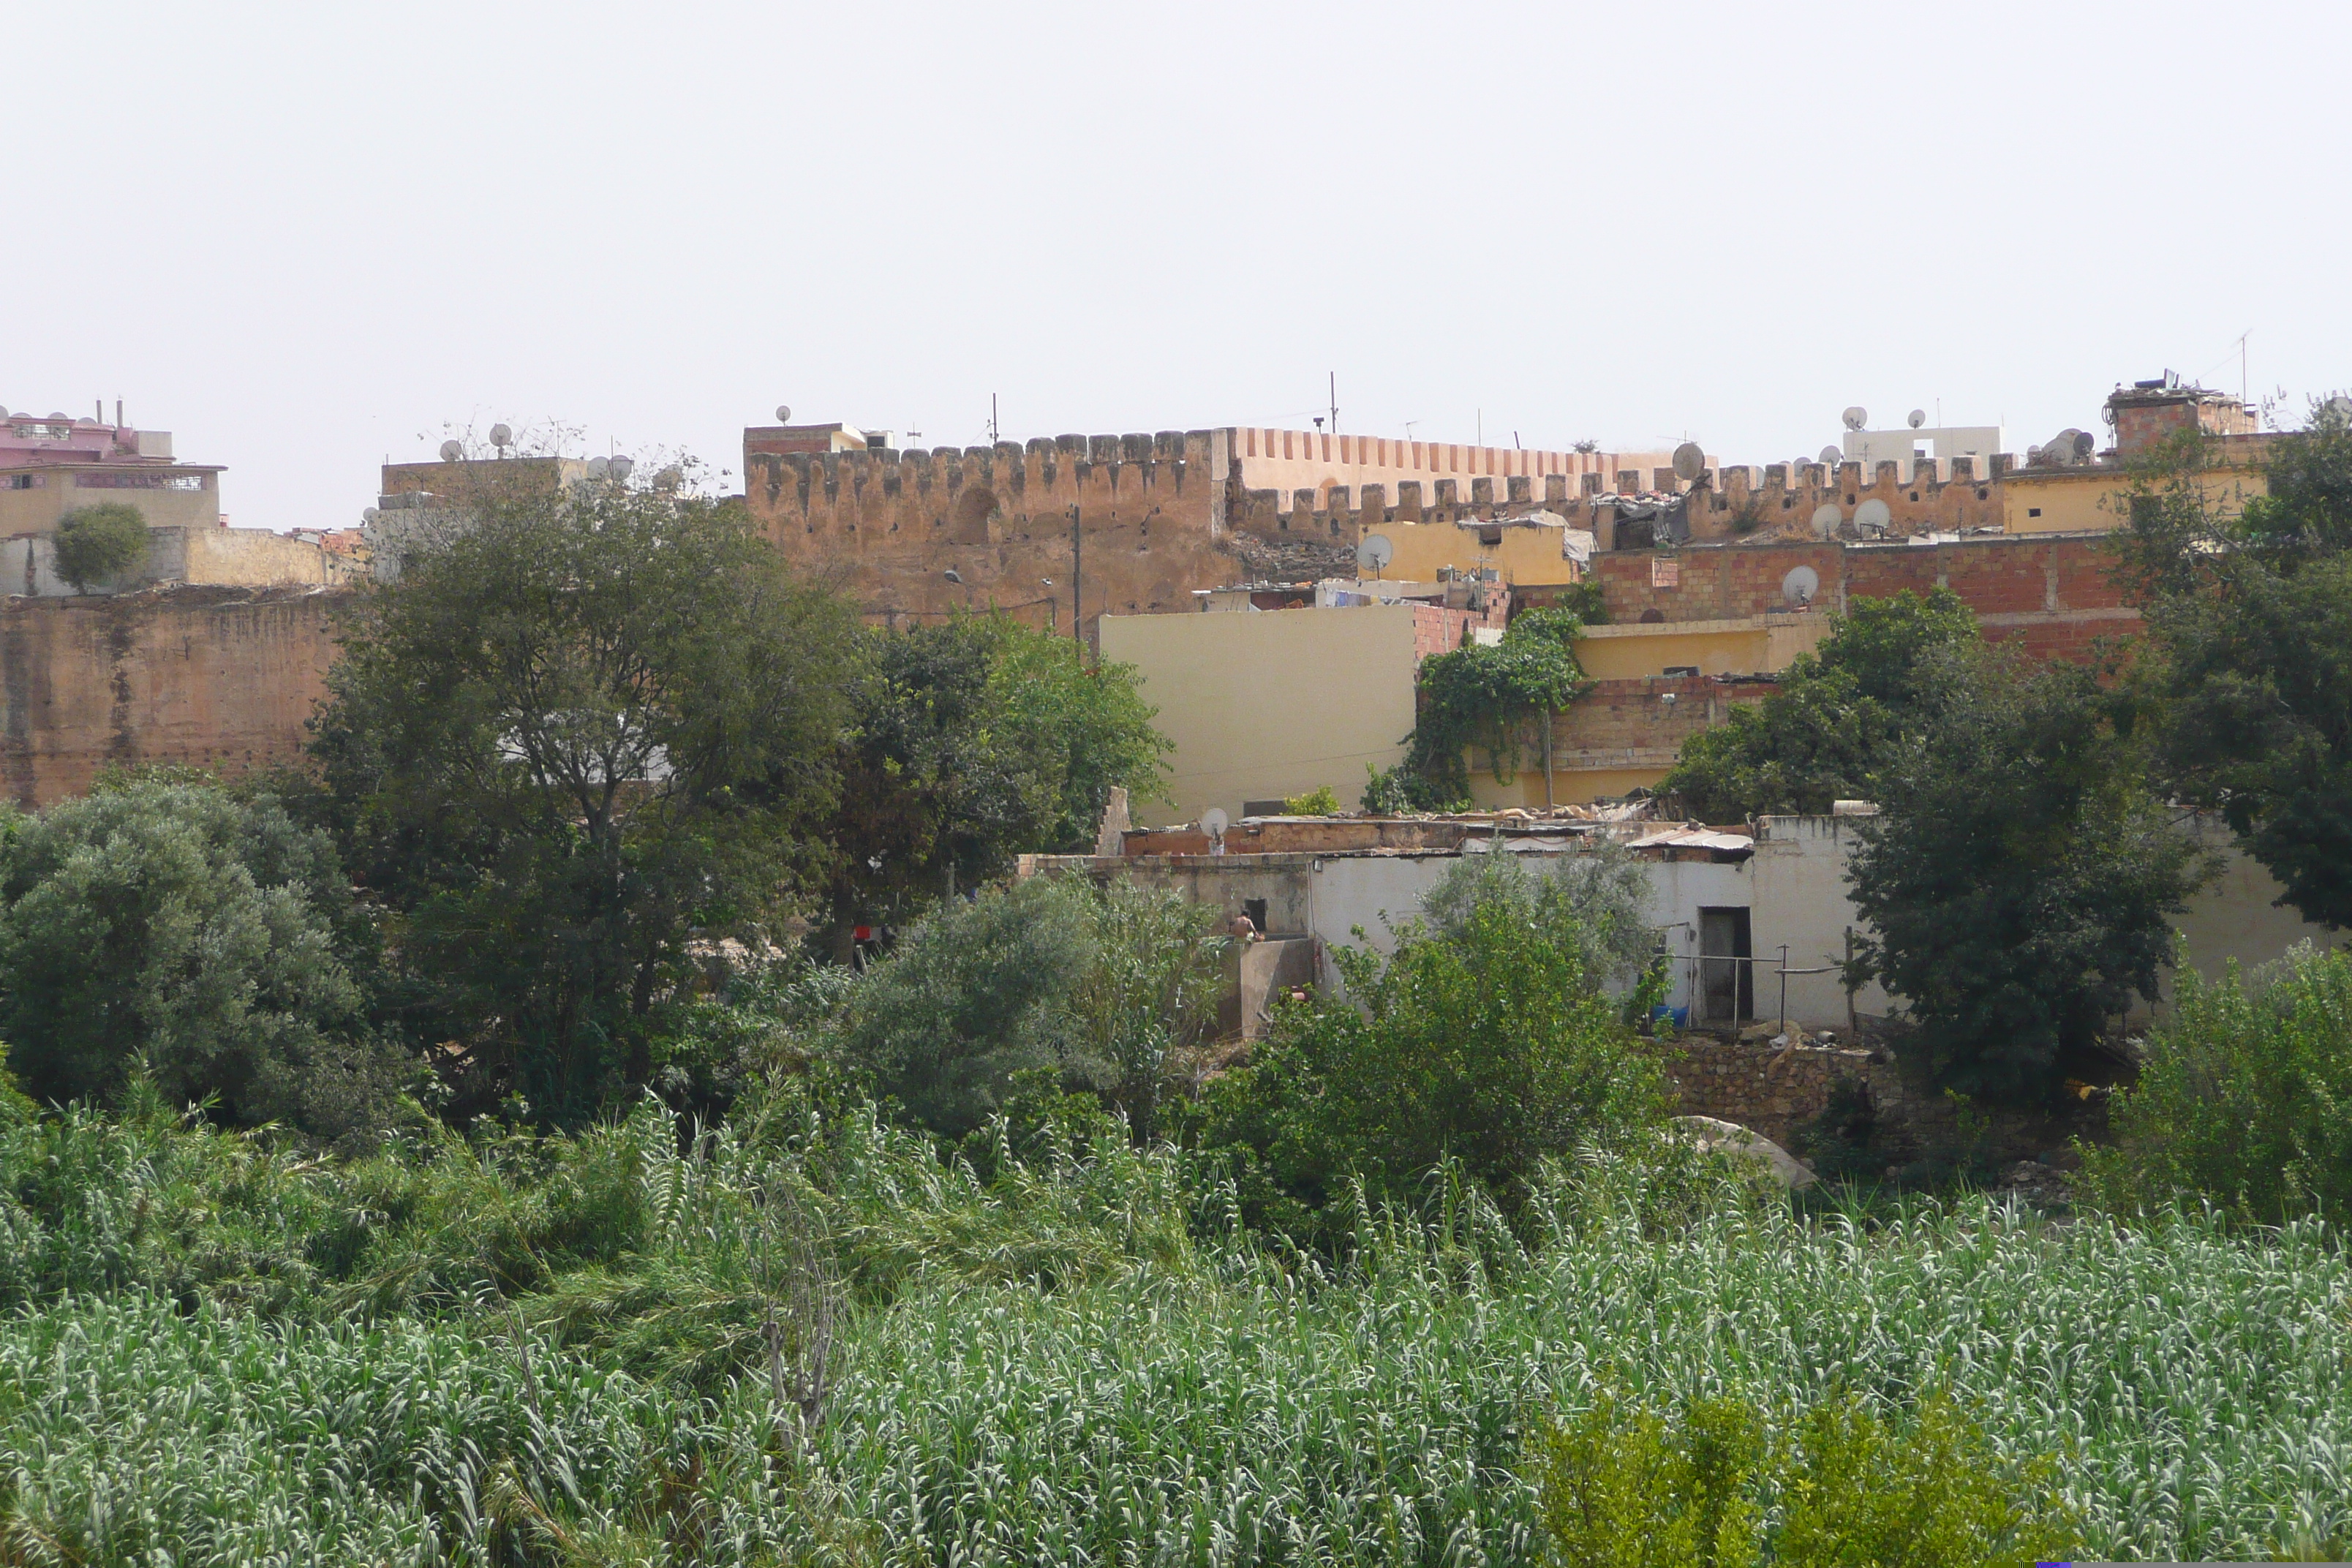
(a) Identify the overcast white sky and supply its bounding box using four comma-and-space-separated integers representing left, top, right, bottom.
6, 1, 2346, 532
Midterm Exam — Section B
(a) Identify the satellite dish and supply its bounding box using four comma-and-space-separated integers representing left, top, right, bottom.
608, 456, 635, 482
2072, 430, 2096, 461
774, 404, 793, 423
1671, 442, 1706, 483
1200, 807, 1229, 839
1907, 409, 1926, 429
1357, 534, 1395, 576
1842, 406, 1869, 431
1818, 445, 1842, 466
652, 464, 684, 492
1811, 502, 1842, 538
1781, 565, 1820, 606
489, 423, 513, 450
586, 456, 610, 479
1854, 498, 1893, 533
0, 407, 9, 418
438, 439, 464, 461
361, 506, 380, 524
943, 568, 963, 584
2321, 395, 2352, 429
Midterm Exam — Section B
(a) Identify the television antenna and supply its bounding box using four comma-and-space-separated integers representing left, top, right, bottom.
1842, 406, 1869, 431
1357, 534, 1395, 578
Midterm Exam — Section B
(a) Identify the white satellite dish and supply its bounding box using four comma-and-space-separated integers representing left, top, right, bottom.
1842, 406, 1869, 431
489, 423, 513, 450
1357, 534, 1395, 576
362, 506, 380, 524
438, 439, 464, 461
0, 407, 10, 418
1907, 409, 1926, 429
1200, 807, 1229, 840
1854, 498, 1893, 533
1671, 442, 1706, 483
652, 464, 683, 492
2321, 395, 2352, 429
1781, 565, 1820, 606
774, 404, 793, 423
1818, 445, 1842, 467
586, 456, 610, 479
1811, 503, 1842, 538
608, 456, 635, 482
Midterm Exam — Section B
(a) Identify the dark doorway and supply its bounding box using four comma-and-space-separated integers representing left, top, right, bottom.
1697, 906, 1752, 1025
1243, 897, 1269, 935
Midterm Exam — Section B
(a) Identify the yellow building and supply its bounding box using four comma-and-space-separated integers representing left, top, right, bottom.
1362, 512, 1593, 588
2005, 379, 2272, 535
1572, 615, 1828, 681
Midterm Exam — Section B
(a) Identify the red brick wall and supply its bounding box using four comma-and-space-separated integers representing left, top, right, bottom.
1409, 600, 1507, 660
1585, 535, 2136, 663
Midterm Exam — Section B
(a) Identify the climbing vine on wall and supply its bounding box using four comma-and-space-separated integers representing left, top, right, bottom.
1381, 608, 1592, 809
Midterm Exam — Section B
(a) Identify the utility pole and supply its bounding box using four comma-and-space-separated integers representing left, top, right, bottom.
1068, 504, 1082, 647
1329, 372, 1338, 435
988, 393, 998, 444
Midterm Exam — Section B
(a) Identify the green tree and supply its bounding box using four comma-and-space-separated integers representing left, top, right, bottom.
1662, 589, 1979, 820
1848, 645, 2209, 1105
310, 467, 856, 1120
2117, 415, 2352, 927
0, 778, 404, 1140
50, 502, 148, 593
2078, 943, 2352, 1223
826, 615, 1165, 931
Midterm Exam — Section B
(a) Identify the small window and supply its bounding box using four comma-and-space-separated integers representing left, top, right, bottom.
1243, 897, 1268, 932
1909, 491, 1920, 502
2028, 508, 2043, 518
1663, 664, 1700, 678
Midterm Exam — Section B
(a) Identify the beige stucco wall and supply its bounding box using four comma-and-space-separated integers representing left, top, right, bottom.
0, 472, 220, 535
1230, 426, 1695, 513
1099, 604, 1420, 826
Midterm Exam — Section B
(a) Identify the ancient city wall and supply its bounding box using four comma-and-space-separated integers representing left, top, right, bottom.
745, 431, 1243, 633
0, 586, 346, 807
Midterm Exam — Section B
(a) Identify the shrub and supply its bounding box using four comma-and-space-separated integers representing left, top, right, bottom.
1281, 783, 1341, 815
50, 502, 148, 592
0, 779, 407, 1142
1532, 1389, 2079, 1568
2078, 943, 2352, 1222
1195, 874, 1669, 1226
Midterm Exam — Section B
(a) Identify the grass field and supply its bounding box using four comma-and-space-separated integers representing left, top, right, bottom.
0, 1122, 2343, 1565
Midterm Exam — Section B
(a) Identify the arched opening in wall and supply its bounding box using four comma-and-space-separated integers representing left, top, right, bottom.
949, 487, 999, 546
1315, 478, 1339, 513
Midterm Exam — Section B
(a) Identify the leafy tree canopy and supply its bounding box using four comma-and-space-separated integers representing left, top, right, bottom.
1662, 589, 1979, 820
310, 470, 856, 1121
1848, 644, 2209, 1106
2115, 416, 2352, 927
825, 615, 1166, 931
0, 776, 403, 1141
51, 502, 148, 593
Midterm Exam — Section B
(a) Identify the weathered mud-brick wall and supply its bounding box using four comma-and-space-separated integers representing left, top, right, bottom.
745, 431, 1239, 637
1666, 1039, 1950, 1161
0, 585, 346, 807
